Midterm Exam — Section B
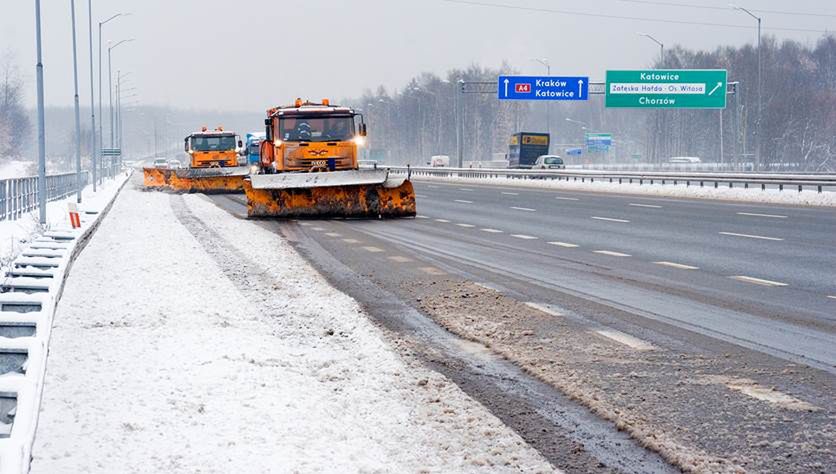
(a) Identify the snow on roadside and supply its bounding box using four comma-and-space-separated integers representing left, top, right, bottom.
0, 175, 129, 274
411, 174, 836, 207
0, 160, 35, 180
31, 180, 556, 473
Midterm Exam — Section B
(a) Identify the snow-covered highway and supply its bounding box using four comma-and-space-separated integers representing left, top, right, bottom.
29, 176, 556, 473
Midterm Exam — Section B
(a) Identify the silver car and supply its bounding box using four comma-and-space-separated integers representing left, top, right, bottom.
533, 155, 565, 169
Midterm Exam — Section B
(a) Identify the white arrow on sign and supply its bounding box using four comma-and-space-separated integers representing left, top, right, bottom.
504, 78, 510, 97
578, 79, 584, 96
707, 81, 723, 96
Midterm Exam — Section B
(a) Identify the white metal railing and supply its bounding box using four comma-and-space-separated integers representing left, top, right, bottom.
379, 165, 836, 193
0, 172, 89, 221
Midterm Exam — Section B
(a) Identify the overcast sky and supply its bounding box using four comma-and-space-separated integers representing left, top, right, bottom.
2, 0, 833, 111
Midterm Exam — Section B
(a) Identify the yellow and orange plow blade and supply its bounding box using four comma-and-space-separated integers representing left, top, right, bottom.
143, 167, 172, 189
142, 167, 247, 193
244, 170, 416, 219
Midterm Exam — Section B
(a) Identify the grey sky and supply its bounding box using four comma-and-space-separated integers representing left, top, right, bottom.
2, 0, 833, 111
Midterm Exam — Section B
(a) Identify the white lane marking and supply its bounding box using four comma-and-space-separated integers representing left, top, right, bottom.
341, 238, 360, 244
737, 212, 787, 219
456, 223, 475, 228
629, 203, 662, 208
591, 216, 630, 223
416, 215, 430, 219
388, 256, 413, 263
420, 266, 446, 275
481, 228, 503, 233
511, 206, 536, 212
595, 330, 655, 351
414, 194, 428, 198
719, 231, 783, 241
594, 250, 631, 257
501, 192, 519, 195
435, 219, 451, 223
511, 234, 538, 240
362, 246, 384, 253
654, 261, 699, 270
454, 199, 473, 204
428, 185, 439, 188
827, 295, 836, 300
459, 188, 474, 191
525, 302, 562, 317
548, 241, 579, 248
324, 232, 341, 237
554, 196, 579, 201
705, 376, 818, 411
299, 222, 313, 226
310, 227, 326, 231
730, 275, 788, 287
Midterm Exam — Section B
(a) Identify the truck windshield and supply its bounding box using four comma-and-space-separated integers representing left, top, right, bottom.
191, 135, 236, 151
279, 116, 355, 142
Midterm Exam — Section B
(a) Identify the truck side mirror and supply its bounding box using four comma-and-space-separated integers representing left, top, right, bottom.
184, 138, 189, 152
360, 123, 367, 136
238, 140, 243, 148
264, 118, 273, 141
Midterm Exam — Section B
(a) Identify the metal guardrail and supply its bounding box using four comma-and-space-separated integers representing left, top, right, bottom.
382, 166, 836, 193
0, 171, 90, 221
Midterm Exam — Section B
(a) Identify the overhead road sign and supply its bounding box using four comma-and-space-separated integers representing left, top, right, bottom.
498, 75, 589, 101
101, 148, 121, 157
585, 133, 612, 152
605, 69, 727, 109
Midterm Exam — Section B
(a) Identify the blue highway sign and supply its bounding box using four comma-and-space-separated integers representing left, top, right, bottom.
498, 75, 589, 101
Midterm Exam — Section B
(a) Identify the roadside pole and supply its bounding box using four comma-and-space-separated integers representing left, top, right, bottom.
87, 0, 97, 192
35, 0, 47, 225
71, 0, 83, 203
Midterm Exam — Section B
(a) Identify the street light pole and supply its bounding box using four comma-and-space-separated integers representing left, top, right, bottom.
98, 13, 129, 184
34, 0, 47, 225
638, 33, 664, 66
731, 4, 762, 171
107, 39, 133, 150
532, 58, 551, 151
71, 0, 83, 203
638, 33, 665, 165
87, 0, 97, 192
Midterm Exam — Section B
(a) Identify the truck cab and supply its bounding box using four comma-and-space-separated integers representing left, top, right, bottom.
260, 99, 366, 173
245, 132, 265, 167
184, 128, 243, 168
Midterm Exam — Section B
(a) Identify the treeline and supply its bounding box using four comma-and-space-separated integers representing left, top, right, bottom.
0, 54, 31, 159
350, 35, 836, 171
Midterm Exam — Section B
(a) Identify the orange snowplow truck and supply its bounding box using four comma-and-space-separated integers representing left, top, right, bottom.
244, 99, 416, 218
143, 127, 248, 193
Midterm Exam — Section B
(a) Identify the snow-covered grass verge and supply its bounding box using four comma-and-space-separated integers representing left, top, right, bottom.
29, 179, 555, 472
0, 171, 130, 474
411, 174, 836, 207
0, 176, 128, 268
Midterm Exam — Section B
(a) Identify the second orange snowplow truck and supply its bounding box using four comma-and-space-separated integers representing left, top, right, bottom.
143, 127, 248, 193
244, 99, 416, 218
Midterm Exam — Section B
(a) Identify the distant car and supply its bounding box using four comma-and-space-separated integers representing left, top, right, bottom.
167, 159, 181, 169
532, 155, 565, 169
153, 158, 168, 169
358, 159, 378, 168
430, 155, 450, 167
668, 156, 701, 164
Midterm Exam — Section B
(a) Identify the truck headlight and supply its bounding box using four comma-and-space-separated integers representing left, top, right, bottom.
273, 139, 283, 147
353, 136, 366, 147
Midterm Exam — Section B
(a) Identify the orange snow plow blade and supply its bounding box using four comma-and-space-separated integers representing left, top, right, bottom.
244, 170, 416, 219
143, 167, 171, 189
143, 167, 248, 193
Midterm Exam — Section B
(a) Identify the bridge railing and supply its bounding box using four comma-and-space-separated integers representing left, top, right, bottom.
380, 165, 836, 193
0, 171, 89, 222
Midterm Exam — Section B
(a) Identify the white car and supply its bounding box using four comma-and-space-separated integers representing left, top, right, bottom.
532, 155, 565, 169
167, 160, 181, 169
668, 156, 701, 164
152, 158, 168, 169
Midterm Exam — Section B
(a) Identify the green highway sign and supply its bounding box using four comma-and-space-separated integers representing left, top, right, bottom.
605, 69, 727, 109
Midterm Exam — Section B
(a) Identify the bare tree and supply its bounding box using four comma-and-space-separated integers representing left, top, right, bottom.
0, 51, 31, 158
